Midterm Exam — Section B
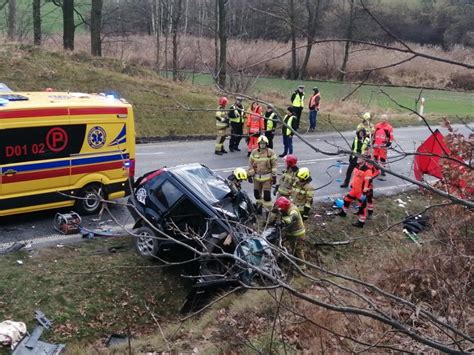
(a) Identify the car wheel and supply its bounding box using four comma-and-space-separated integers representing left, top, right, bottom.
134, 226, 160, 258
75, 184, 103, 215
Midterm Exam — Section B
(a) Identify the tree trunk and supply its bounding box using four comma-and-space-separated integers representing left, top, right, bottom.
63, 0, 75, 50
91, 0, 103, 56
33, 0, 41, 45
172, 0, 183, 82
154, 0, 161, 70
7, 0, 16, 40
288, 0, 297, 80
214, 0, 219, 79
217, 0, 227, 88
299, 0, 321, 80
338, 0, 355, 82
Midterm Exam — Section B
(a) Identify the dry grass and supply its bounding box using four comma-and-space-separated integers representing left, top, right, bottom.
39, 34, 474, 90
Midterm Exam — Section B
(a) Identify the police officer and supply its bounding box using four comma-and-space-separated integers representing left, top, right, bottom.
290, 85, 305, 130
248, 136, 278, 214
291, 167, 315, 220
228, 96, 245, 152
215, 97, 229, 155
263, 105, 277, 149
340, 128, 370, 188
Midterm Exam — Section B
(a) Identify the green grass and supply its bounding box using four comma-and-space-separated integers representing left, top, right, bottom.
190, 73, 474, 117
0, 45, 471, 140
0, 237, 189, 353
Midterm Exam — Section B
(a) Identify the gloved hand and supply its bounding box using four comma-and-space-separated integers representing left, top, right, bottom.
247, 176, 253, 183
386, 141, 392, 147
360, 194, 367, 202
302, 214, 308, 221
272, 175, 277, 184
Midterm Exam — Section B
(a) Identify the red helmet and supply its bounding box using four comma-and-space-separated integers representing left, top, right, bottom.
284, 154, 297, 167
274, 196, 291, 211
219, 97, 229, 106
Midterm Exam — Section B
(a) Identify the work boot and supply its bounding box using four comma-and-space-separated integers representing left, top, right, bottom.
221, 149, 228, 154
279, 153, 286, 158
229, 147, 235, 152
352, 220, 365, 228
215, 151, 223, 155
337, 210, 347, 217
340, 183, 349, 188
367, 210, 373, 219
235, 147, 241, 151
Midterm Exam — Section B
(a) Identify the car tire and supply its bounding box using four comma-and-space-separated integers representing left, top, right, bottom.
75, 184, 104, 215
134, 226, 160, 258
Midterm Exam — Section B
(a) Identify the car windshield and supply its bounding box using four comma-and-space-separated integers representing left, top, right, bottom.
171, 164, 231, 205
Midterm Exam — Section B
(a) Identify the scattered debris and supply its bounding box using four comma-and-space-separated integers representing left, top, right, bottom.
12, 310, 65, 354
105, 334, 130, 347
0, 320, 26, 349
0, 242, 26, 256
16, 260, 23, 265
53, 212, 82, 235
403, 214, 430, 245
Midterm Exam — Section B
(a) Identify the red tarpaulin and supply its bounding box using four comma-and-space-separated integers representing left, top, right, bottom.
413, 129, 449, 181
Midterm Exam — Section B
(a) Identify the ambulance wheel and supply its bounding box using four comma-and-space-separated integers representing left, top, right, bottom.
76, 184, 104, 215
134, 226, 160, 258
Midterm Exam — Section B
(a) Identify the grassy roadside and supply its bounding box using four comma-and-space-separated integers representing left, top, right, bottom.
0, 45, 471, 140
0, 191, 443, 353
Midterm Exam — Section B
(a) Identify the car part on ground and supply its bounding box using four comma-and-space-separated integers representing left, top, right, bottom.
12, 310, 65, 355
0, 242, 26, 256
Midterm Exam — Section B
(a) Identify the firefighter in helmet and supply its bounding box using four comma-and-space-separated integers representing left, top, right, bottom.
291, 167, 315, 220
248, 135, 277, 214
268, 196, 306, 262
275, 154, 299, 198
215, 97, 229, 155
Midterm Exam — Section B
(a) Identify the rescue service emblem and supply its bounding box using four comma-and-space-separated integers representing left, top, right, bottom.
87, 126, 107, 149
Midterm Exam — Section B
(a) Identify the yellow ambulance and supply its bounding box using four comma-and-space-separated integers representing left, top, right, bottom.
0, 89, 136, 216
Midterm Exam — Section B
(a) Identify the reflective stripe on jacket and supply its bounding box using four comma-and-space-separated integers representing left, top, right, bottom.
291, 180, 315, 210
350, 164, 372, 193
216, 108, 229, 129
278, 167, 298, 196
248, 148, 278, 177
282, 205, 306, 237
265, 112, 276, 131
229, 104, 244, 123
352, 136, 370, 155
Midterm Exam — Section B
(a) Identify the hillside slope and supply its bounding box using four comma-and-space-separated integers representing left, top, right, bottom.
0, 45, 217, 138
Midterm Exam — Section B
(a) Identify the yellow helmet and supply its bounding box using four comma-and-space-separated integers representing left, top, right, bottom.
296, 167, 310, 180
362, 112, 371, 120
257, 135, 269, 145
233, 167, 248, 181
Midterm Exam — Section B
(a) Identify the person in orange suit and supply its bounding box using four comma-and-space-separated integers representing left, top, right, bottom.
246, 101, 264, 156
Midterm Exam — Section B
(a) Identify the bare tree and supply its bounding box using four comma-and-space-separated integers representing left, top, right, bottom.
171, 0, 183, 81
217, 0, 227, 88
90, 0, 103, 56
299, 0, 323, 79
50, 0, 76, 50
7, 0, 16, 40
33, 0, 41, 45
288, 0, 298, 80
338, 0, 355, 81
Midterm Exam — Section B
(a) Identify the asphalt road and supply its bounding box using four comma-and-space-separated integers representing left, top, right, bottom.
0, 124, 468, 248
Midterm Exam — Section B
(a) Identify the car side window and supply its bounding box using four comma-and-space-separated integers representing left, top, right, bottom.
155, 180, 183, 208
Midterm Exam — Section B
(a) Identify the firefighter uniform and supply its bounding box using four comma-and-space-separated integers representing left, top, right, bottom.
215, 106, 229, 154
291, 177, 315, 220
277, 166, 298, 197
269, 203, 306, 261
248, 140, 278, 211
264, 109, 277, 149
339, 161, 373, 227
228, 99, 245, 152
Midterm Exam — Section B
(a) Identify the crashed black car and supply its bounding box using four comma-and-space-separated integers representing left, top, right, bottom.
128, 164, 281, 288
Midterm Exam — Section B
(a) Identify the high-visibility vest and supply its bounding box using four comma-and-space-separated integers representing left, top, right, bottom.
292, 92, 304, 108
229, 104, 244, 123
282, 114, 295, 136
265, 112, 276, 131
309, 93, 320, 110
352, 136, 370, 154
